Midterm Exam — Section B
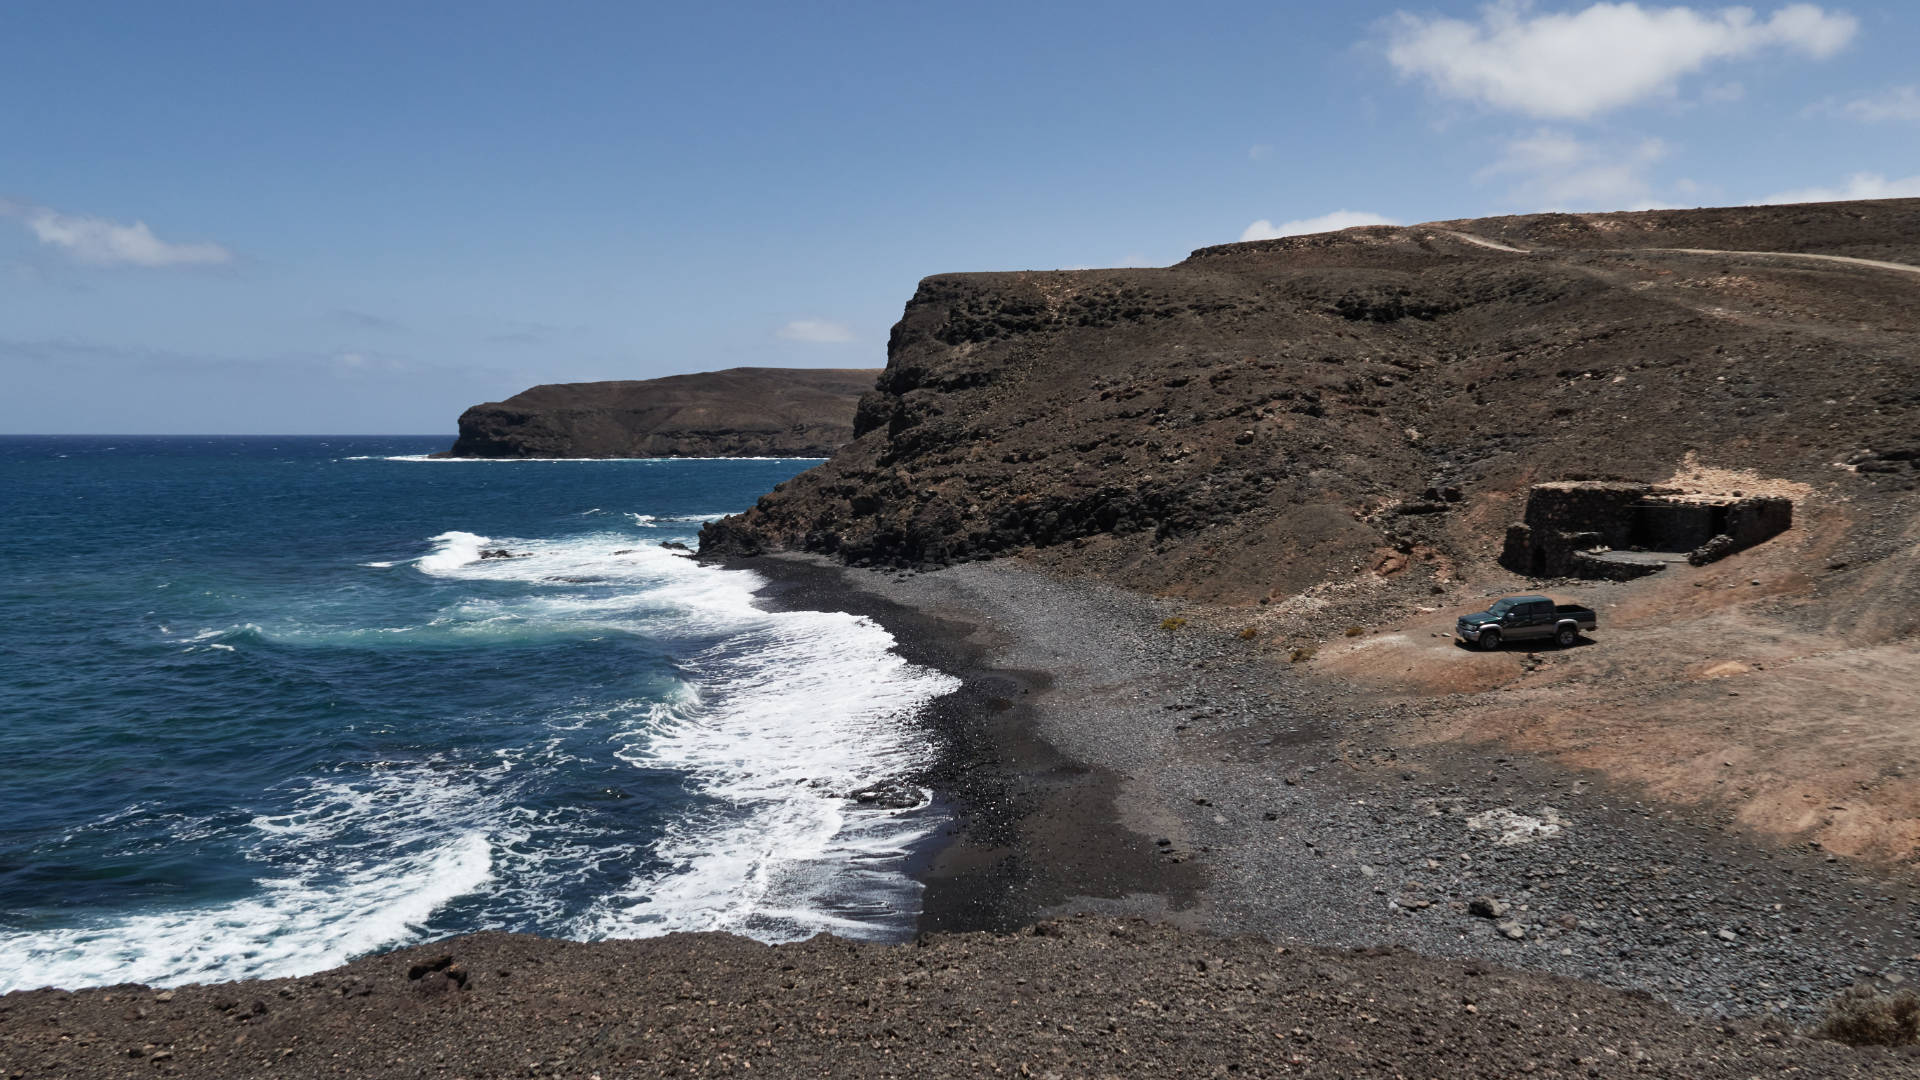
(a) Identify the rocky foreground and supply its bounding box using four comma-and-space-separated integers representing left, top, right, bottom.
4, 917, 1913, 1079
442, 367, 878, 458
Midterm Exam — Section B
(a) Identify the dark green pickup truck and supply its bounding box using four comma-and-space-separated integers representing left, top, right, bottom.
1455, 595, 1597, 650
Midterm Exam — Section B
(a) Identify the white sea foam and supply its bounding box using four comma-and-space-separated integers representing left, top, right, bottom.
0, 764, 496, 993
416, 526, 959, 942
5, 520, 957, 991
624, 511, 726, 525
417, 530, 491, 572
169, 624, 264, 653
582, 610, 957, 941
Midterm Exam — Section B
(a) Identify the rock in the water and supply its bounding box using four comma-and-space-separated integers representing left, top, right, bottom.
847, 781, 925, 810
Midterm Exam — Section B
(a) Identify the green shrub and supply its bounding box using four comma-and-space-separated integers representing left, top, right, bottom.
1238, 627, 1259, 641
1160, 617, 1188, 631
1815, 984, 1920, 1046
1343, 625, 1364, 637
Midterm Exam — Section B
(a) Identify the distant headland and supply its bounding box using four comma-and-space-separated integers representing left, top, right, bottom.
438, 366, 879, 458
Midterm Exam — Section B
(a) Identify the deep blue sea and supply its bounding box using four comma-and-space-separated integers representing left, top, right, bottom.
0, 436, 956, 992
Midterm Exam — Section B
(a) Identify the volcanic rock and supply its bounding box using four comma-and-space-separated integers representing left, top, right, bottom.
700, 199, 1920, 623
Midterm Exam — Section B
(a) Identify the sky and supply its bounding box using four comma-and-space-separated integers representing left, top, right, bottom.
3, 1, 1916, 434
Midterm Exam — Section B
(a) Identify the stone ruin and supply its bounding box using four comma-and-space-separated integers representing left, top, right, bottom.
1500, 481, 1792, 580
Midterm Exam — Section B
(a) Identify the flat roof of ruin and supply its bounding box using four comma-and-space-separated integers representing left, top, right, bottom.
1530, 481, 1648, 492
1529, 480, 1794, 505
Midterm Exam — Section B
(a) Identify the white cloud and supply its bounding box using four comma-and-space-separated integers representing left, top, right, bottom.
775, 318, 856, 344
2, 202, 231, 267
1837, 85, 1920, 123
1384, 2, 1858, 119
1239, 210, 1401, 242
1759, 172, 1920, 204
1478, 131, 1674, 209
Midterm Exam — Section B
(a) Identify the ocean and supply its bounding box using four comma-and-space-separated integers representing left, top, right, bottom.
0, 436, 958, 993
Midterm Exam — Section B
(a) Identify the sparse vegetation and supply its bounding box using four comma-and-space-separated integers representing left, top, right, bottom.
1160, 617, 1188, 631
1343, 625, 1364, 637
1814, 983, 1920, 1046
1289, 646, 1315, 663
1237, 627, 1259, 640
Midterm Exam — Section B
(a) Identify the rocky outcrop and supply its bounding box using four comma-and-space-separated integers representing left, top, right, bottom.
441, 367, 880, 458
700, 199, 1920, 608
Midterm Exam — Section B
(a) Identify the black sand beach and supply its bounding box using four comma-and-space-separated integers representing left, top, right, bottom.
746, 555, 1919, 1023
7, 554, 1920, 1078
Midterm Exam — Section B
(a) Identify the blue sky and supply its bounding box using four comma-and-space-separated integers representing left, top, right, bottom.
3, 1, 1916, 433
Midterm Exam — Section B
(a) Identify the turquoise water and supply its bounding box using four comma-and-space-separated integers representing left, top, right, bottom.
0, 437, 956, 991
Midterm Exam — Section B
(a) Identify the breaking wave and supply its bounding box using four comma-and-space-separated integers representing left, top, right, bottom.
1, 512, 956, 992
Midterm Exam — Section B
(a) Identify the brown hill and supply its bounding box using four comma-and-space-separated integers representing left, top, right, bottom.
442, 366, 879, 458
701, 199, 1919, 630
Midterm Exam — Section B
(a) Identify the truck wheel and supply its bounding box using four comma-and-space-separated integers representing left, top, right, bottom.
1556, 625, 1578, 648
1477, 629, 1501, 651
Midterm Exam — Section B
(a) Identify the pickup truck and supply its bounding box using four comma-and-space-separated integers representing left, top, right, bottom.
1456, 595, 1596, 650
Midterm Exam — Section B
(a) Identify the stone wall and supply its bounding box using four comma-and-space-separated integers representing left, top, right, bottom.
1501, 482, 1793, 578
1728, 497, 1794, 548
1500, 482, 1647, 577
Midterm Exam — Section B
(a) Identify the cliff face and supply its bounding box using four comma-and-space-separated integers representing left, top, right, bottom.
701, 199, 1920, 609
442, 367, 880, 458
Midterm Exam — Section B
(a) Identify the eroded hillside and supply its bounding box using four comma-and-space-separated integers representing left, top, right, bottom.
703, 197, 1920, 861
704, 200, 1916, 627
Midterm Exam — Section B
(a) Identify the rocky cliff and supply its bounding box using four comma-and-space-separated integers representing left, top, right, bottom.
701, 199, 1920, 614
442, 367, 879, 458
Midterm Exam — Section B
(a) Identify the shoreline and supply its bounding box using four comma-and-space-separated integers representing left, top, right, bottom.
8, 553, 1920, 1075
728, 552, 1201, 935
734, 553, 1920, 1023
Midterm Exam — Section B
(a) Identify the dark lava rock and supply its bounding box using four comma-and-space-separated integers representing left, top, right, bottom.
846, 781, 925, 810
1469, 896, 1508, 919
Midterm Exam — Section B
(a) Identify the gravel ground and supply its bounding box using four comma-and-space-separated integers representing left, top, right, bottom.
6, 917, 1914, 1079
827, 557, 1920, 1023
